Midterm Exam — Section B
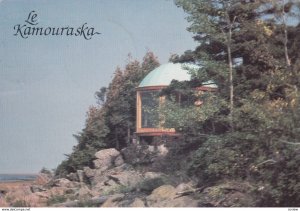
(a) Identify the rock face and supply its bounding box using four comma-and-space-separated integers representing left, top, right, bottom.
83, 167, 95, 179
101, 194, 125, 207
93, 148, 121, 171
130, 198, 145, 207
91, 164, 144, 194
80, 149, 144, 195
1, 147, 256, 207
34, 173, 51, 186
146, 185, 198, 207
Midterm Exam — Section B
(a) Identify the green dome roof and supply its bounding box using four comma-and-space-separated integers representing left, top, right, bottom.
139, 63, 192, 88
138, 63, 217, 88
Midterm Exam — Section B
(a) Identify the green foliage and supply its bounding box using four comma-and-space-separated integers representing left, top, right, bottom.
160, 92, 228, 135
55, 51, 159, 177
40, 167, 52, 176
46, 195, 67, 206
171, 0, 300, 206
136, 177, 166, 194
11, 200, 30, 207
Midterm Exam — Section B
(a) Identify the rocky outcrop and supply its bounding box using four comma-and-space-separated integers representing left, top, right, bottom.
0, 147, 256, 207
101, 194, 125, 207
93, 148, 121, 171
146, 185, 198, 207
130, 198, 145, 207
34, 173, 51, 186
198, 181, 255, 207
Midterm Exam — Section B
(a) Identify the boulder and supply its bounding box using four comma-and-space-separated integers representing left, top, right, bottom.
34, 192, 50, 199
30, 185, 47, 193
23, 193, 44, 207
83, 167, 95, 179
34, 173, 51, 186
94, 148, 120, 171
90, 164, 136, 191
52, 178, 79, 189
108, 170, 143, 187
130, 198, 145, 207
157, 144, 168, 156
75, 185, 93, 200
77, 170, 84, 183
66, 172, 78, 182
147, 185, 177, 202
144, 172, 163, 180
95, 148, 120, 159
114, 155, 124, 166
101, 194, 124, 207
121, 145, 157, 165
146, 185, 198, 207
175, 181, 196, 193
152, 196, 198, 207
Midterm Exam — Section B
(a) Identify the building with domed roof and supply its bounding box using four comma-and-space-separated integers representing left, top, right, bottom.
136, 63, 217, 138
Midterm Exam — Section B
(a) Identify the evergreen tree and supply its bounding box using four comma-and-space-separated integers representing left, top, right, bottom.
55, 52, 159, 176
170, 0, 300, 206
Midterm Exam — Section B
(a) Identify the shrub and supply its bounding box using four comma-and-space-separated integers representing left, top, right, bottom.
46, 195, 67, 206
11, 200, 30, 207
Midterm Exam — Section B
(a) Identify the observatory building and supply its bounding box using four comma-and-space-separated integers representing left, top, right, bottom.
135, 63, 217, 139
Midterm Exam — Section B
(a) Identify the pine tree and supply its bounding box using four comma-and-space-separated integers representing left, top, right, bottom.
55, 52, 159, 176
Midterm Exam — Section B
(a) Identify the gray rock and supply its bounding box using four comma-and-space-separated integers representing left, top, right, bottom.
52, 178, 79, 188
144, 172, 163, 179
30, 185, 47, 193
34, 191, 50, 199
101, 194, 125, 207
34, 173, 51, 186
130, 198, 145, 207
114, 155, 125, 166
77, 170, 84, 183
146, 185, 198, 207
93, 148, 120, 171
108, 170, 143, 187
95, 148, 120, 159
83, 167, 95, 178
66, 172, 79, 182
175, 182, 195, 193
75, 185, 93, 200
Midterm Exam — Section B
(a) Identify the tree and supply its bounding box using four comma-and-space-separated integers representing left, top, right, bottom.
174, 0, 249, 129
55, 51, 159, 176
171, 0, 300, 206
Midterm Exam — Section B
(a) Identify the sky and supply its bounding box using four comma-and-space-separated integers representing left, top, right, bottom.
0, 0, 197, 173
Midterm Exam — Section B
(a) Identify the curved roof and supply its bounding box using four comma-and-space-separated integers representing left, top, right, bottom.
138, 63, 217, 88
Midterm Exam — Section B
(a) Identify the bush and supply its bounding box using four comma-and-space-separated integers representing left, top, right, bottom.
46, 195, 67, 206
137, 177, 166, 194
12, 200, 30, 207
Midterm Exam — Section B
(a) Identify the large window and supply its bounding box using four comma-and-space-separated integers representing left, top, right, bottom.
141, 91, 159, 128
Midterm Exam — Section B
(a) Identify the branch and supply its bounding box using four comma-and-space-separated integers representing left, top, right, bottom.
280, 140, 300, 146
175, 185, 207, 198
256, 159, 277, 167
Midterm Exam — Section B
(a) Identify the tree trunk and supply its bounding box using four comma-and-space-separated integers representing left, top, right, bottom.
282, 5, 291, 68
227, 18, 234, 130
127, 122, 130, 145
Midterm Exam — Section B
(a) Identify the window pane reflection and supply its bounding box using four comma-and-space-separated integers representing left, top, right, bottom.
141, 91, 159, 128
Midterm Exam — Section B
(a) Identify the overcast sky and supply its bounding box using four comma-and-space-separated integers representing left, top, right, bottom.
0, 0, 197, 173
